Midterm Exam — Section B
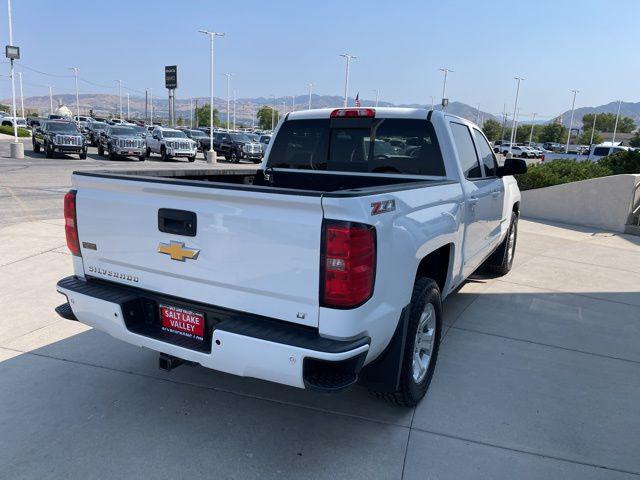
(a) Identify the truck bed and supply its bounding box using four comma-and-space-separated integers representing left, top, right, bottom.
74, 168, 453, 197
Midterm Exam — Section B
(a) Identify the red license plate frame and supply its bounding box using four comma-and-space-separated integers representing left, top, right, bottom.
159, 304, 205, 341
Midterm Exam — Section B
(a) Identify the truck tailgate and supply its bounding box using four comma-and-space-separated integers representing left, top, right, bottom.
74, 175, 323, 327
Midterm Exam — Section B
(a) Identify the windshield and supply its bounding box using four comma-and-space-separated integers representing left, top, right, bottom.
111, 127, 135, 136
230, 133, 250, 142
267, 118, 445, 176
92, 122, 107, 130
164, 130, 187, 138
246, 133, 259, 142
188, 130, 207, 137
48, 122, 79, 133
131, 126, 146, 135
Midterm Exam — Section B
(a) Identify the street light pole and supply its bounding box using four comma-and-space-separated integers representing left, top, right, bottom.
116, 80, 123, 121
199, 29, 225, 163
308, 83, 313, 110
339, 53, 357, 107
372, 89, 379, 107
18, 71, 24, 118
271, 95, 276, 130
126, 93, 130, 120
223, 73, 233, 131
6, 0, 21, 156
291, 95, 295, 112
529, 113, 537, 145
612, 99, 622, 146
232, 89, 236, 131
69, 67, 80, 122
475, 103, 481, 125
49, 85, 53, 115
439, 67, 453, 109
565, 89, 579, 153
149, 88, 153, 125
430, 96, 435, 111
508, 76, 524, 154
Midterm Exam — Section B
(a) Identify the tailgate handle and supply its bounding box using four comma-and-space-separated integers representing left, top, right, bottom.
158, 209, 197, 237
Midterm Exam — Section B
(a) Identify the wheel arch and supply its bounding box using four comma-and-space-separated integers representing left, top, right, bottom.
415, 243, 454, 296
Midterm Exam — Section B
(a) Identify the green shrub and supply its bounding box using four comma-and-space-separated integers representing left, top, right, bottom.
598, 150, 640, 174
0, 124, 30, 137
515, 159, 614, 191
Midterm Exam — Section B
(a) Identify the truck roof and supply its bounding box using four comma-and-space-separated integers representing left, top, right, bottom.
285, 107, 457, 122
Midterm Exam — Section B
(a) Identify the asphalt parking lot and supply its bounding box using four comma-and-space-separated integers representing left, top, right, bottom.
1, 138, 639, 479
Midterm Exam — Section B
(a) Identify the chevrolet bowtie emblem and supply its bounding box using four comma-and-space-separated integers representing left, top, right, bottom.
158, 241, 200, 262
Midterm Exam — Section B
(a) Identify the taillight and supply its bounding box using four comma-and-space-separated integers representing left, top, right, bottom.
330, 108, 375, 118
64, 190, 81, 256
321, 220, 376, 308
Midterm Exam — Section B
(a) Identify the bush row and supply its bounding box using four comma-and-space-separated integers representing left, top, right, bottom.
515, 150, 640, 191
0, 124, 31, 137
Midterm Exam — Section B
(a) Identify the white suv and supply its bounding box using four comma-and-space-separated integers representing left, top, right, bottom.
146, 127, 197, 162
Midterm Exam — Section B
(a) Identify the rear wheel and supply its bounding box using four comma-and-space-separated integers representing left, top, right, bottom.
138, 155, 146, 162
108, 146, 117, 160
188, 155, 196, 162
483, 211, 518, 275
45, 142, 53, 158
161, 147, 169, 161
79, 151, 87, 160
33, 139, 40, 153
146, 147, 151, 158
230, 151, 238, 163
370, 277, 442, 407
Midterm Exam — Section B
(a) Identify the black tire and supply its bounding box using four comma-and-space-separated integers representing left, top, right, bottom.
161, 147, 169, 161
483, 211, 518, 275
79, 152, 87, 160
145, 147, 151, 158
108, 146, 117, 160
45, 142, 53, 158
138, 155, 146, 162
98, 145, 104, 157
33, 140, 40, 153
370, 277, 442, 407
230, 150, 238, 163
188, 155, 196, 162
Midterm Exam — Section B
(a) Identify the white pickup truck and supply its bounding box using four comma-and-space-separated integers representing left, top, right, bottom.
56, 108, 526, 406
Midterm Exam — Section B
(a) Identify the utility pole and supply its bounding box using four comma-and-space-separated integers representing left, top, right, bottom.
308, 83, 313, 110
69, 67, 80, 122
149, 88, 153, 125
612, 100, 622, 145
439, 67, 453, 109
189, 98, 193, 128
508, 77, 524, 154
126, 93, 130, 120
291, 95, 295, 112
587, 112, 598, 159
116, 80, 123, 121
199, 29, 225, 162
529, 113, 537, 145
430, 96, 435, 111
513, 109, 520, 143
232, 89, 236, 131
145, 89, 148, 122
340, 53, 357, 107
372, 89, 379, 107
49, 86, 53, 115
475, 103, 481, 125
18, 71, 24, 118
224, 73, 233, 131
271, 95, 276, 130
565, 89, 579, 153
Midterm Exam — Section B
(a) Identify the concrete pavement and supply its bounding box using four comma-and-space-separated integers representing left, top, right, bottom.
1, 216, 639, 479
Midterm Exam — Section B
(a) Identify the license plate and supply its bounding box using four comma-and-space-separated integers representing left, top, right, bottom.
160, 304, 205, 340
128, 150, 133, 154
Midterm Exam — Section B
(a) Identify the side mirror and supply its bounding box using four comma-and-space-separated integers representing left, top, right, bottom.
498, 157, 527, 177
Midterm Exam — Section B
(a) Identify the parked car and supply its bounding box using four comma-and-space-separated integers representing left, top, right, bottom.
55, 107, 526, 406
500, 145, 533, 158
1, 116, 27, 129
32, 120, 87, 159
259, 134, 272, 152
213, 131, 263, 163
146, 127, 197, 162
589, 144, 629, 160
183, 129, 209, 151
97, 125, 146, 161
86, 121, 108, 146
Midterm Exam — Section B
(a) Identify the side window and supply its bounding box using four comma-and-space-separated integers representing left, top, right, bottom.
473, 128, 498, 177
450, 122, 482, 179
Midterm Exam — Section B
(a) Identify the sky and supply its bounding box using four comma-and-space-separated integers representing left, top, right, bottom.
2, 0, 640, 121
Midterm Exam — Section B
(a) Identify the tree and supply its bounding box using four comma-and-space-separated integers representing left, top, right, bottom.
0, 104, 10, 113
481, 119, 501, 141
257, 106, 279, 130
195, 103, 219, 128
578, 128, 602, 145
629, 132, 640, 148
177, 116, 184, 126
581, 113, 636, 133
538, 123, 567, 143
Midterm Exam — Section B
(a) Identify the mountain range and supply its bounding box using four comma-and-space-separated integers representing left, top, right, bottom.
1, 93, 497, 125
557, 101, 640, 129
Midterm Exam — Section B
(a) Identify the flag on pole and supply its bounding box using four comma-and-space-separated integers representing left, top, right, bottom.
355, 92, 361, 107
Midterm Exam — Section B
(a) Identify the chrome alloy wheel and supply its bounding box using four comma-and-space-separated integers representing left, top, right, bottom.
506, 222, 517, 265
412, 303, 436, 383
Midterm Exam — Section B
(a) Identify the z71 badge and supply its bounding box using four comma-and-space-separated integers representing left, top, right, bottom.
371, 199, 396, 215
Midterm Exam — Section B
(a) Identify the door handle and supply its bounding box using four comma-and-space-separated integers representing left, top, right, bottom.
468, 196, 479, 207
491, 188, 502, 197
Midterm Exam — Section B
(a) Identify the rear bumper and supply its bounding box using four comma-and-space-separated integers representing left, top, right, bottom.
56, 276, 369, 390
